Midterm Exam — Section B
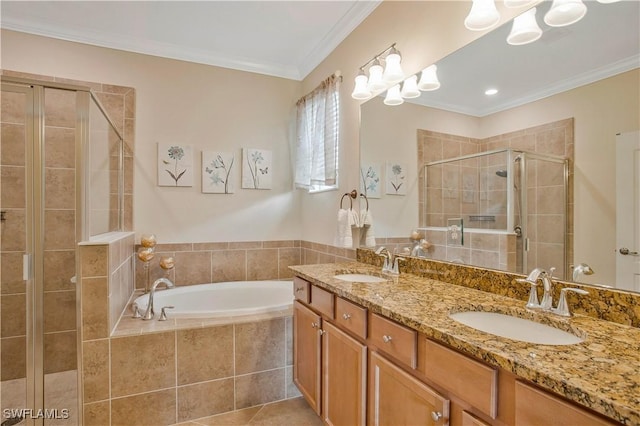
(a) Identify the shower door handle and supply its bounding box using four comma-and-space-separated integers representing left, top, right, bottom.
23, 254, 32, 281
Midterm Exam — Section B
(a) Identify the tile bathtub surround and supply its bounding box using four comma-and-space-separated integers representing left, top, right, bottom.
357, 248, 640, 328
134, 240, 356, 289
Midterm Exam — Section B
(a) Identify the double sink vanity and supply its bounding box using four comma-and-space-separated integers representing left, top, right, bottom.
290, 251, 640, 425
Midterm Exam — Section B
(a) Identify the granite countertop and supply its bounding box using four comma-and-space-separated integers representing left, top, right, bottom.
290, 261, 640, 425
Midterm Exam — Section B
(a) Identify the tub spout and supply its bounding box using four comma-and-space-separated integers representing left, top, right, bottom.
142, 277, 176, 320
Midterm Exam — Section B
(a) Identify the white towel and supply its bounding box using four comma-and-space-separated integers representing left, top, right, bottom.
359, 209, 376, 247
334, 209, 354, 248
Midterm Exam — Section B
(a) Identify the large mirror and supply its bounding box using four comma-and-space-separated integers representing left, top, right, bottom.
359, 0, 639, 290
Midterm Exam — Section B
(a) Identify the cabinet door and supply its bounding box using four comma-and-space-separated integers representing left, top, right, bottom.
294, 300, 322, 415
369, 351, 449, 426
323, 322, 367, 426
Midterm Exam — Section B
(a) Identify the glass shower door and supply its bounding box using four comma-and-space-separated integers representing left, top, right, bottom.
1, 83, 34, 424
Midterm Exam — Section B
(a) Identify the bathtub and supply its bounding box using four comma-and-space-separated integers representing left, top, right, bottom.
132, 280, 293, 318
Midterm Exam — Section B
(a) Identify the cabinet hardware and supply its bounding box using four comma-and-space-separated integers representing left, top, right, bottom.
296, 286, 304, 292
431, 411, 443, 421
382, 335, 393, 343
319, 330, 326, 336
311, 322, 319, 328
342, 313, 352, 320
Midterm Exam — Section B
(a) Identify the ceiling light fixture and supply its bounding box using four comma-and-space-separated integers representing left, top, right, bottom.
507, 7, 542, 45
544, 0, 587, 27
464, 0, 501, 31
485, 88, 499, 95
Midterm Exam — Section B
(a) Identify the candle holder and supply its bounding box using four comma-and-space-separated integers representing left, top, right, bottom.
159, 256, 175, 278
137, 246, 155, 293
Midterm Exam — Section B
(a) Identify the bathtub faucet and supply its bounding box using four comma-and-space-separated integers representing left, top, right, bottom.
142, 277, 176, 320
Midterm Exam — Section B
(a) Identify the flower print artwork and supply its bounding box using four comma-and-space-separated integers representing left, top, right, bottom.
242, 148, 272, 189
202, 151, 235, 194
360, 163, 381, 199
386, 161, 407, 195
157, 143, 193, 187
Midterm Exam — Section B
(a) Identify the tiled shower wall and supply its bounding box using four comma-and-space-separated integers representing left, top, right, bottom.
417, 118, 574, 275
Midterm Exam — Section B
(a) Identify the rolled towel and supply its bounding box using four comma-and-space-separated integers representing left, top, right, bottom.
334, 209, 353, 248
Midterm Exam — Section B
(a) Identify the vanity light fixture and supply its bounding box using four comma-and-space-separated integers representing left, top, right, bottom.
544, 0, 587, 27
351, 69, 372, 100
400, 75, 421, 99
507, 7, 542, 45
596, 0, 620, 2
417, 64, 441, 91
382, 46, 405, 83
367, 58, 385, 91
383, 84, 404, 106
464, 0, 501, 31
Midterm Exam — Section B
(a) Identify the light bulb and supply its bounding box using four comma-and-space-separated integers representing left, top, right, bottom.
400, 75, 420, 99
544, 0, 587, 27
507, 7, 542, 45
351, 71, 372, 100
367, 59, 385, 91
383, 85, 404, 106
418, 65, 440, 91
382, 47, 404, 83
464, 0, 500, 31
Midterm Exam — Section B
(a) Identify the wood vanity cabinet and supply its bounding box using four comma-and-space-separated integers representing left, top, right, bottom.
293, 300, 322, 414
369, 350, 449, 426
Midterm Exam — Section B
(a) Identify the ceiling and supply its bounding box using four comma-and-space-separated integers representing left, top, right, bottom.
0, 0, 381, 80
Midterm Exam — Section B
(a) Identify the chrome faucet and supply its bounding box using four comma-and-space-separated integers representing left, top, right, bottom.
518, 267, 588, 316
142, 277, 175, 320
539, 267, 556, 310
375, 246, 394, 273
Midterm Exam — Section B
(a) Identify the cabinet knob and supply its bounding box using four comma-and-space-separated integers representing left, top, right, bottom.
342, 313, 352, 320
319, 330, 326, 336
382, 335, 392, 343
311, 322, 319, 328
431, 411, 443, 422
295, 287, 304, 292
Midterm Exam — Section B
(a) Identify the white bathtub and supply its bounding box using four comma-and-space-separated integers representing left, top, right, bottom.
133, 280, 293, 318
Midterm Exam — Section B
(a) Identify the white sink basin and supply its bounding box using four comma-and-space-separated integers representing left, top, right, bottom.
449, 311, 583, 345
334, 273, 387, 283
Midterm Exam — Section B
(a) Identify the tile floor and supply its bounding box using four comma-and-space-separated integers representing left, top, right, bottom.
173, 397, 322, 426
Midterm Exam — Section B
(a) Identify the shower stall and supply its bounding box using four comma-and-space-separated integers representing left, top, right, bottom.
1, 77, 124, 425
422, 148, 569, 279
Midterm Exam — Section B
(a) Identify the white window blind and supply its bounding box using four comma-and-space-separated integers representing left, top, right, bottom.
294, 74, 340, 192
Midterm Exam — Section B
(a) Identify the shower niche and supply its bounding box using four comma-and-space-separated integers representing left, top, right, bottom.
421, 148, 569, 279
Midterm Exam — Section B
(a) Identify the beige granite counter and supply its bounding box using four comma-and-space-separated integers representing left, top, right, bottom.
290, 261, 640, 425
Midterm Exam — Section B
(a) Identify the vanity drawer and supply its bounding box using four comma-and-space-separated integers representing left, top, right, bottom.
422, 339, 498, 419
311, 285, 334, 319
515, 381, 618, 426
293, 277, 310, 304
335, 297, 367, 340
369, 313, 417, 368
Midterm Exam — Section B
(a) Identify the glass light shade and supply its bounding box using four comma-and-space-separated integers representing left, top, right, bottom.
383, 85, 404, 106
367, 60, 385, 91
507, 8, 542, 45
464, 0, 500, 31
504, 0, 537, 8
544, 0, 587, 27
382, 48, 404, 83
596, 0, 620, 3
400, 75, 420, 99
418, 65, 440, 91
351, 73, 372, 100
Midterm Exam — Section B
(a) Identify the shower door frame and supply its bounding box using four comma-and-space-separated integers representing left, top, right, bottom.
1, 75, 124, 426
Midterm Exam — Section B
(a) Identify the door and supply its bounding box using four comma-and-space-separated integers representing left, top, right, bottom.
293, 301, 322, 415
322, 322, 366, 426
368, 351, 449, 426
616, 131, 640, 291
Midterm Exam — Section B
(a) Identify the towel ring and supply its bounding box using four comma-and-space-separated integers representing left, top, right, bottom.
340, 189, 358, 209
360, 193, 369, 211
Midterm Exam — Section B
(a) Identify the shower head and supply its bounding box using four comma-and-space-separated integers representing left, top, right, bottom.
495, 170, 508, 178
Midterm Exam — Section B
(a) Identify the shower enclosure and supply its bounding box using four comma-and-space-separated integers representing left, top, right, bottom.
422, 148, 569, 278
1, 77, 124, 425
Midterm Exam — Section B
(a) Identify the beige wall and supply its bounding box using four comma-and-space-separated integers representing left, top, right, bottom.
1, 29, 302, 243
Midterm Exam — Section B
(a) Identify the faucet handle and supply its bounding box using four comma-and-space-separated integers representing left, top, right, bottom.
392, 256, 407, 274
159, 305, 175, 321
553, 288, 588, 317
517, 278, 540, 309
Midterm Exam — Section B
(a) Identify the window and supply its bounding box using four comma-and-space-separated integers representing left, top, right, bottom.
294, 74, 341, 192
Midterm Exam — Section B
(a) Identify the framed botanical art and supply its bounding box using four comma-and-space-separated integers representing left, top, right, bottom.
242, 148, 272, 189
158, 143, 193, 187
360, 163, 381, 199
202, 151, 235, 194
385, 161, 407, 196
